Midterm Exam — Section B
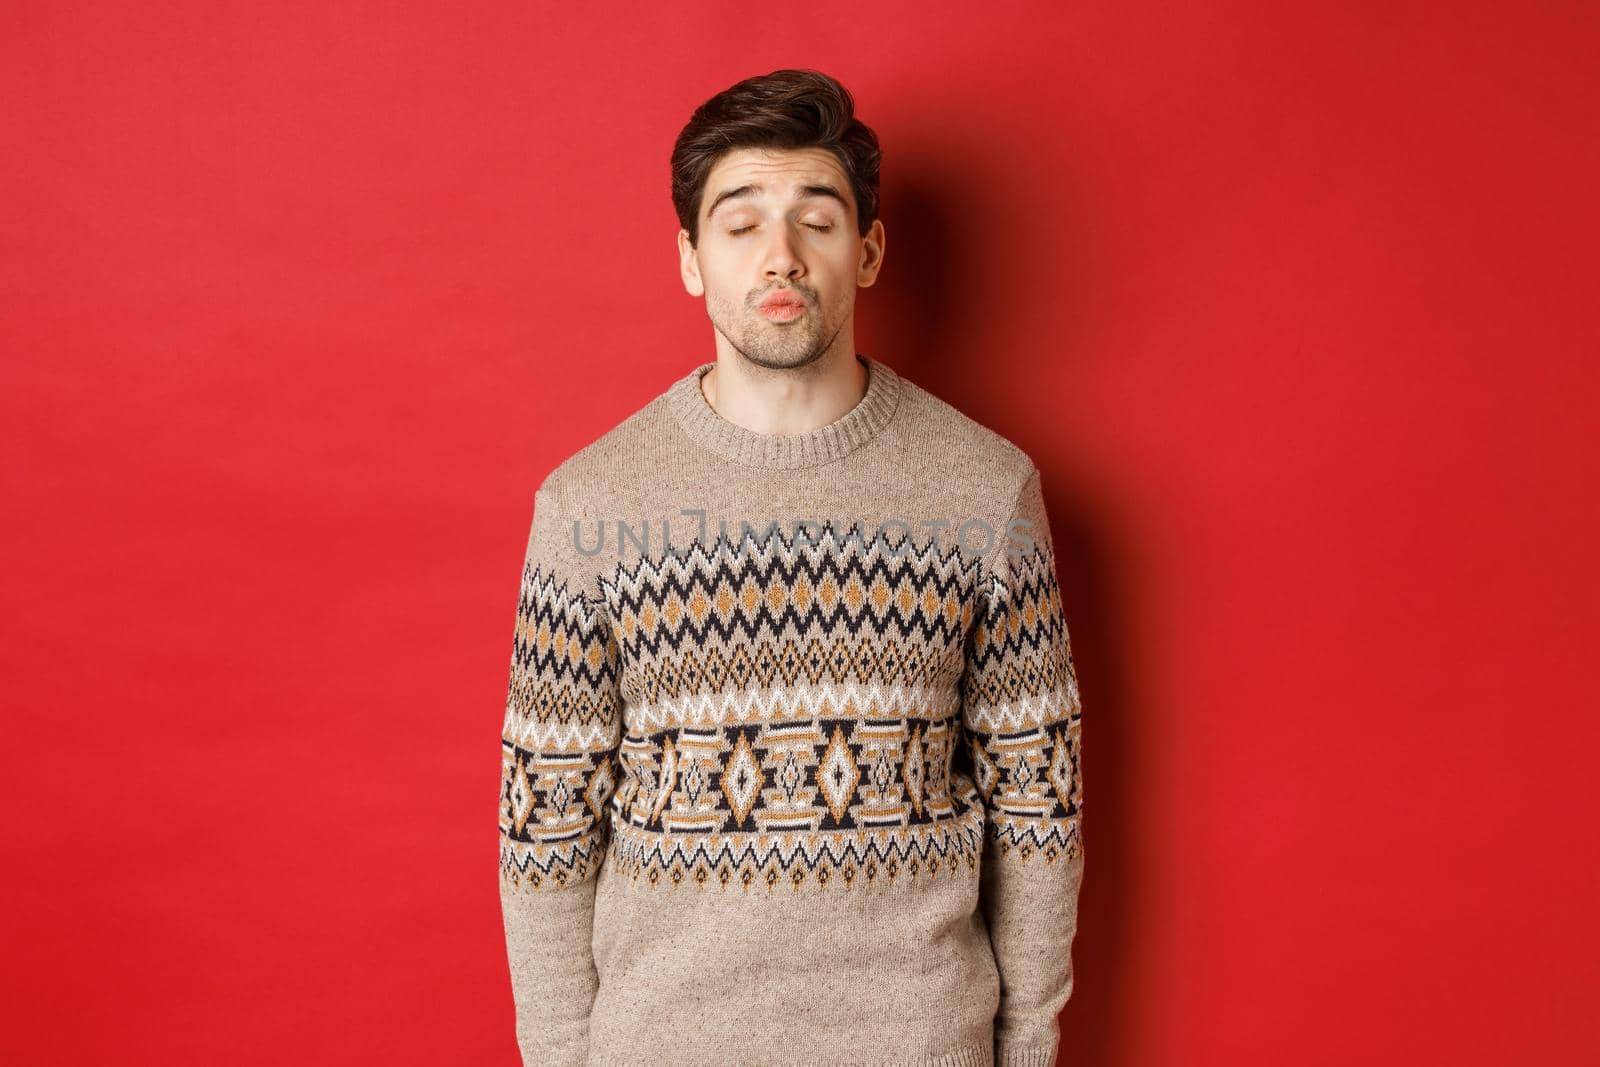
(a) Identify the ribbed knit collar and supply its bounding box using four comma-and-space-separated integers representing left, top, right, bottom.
666, 353, 903, 470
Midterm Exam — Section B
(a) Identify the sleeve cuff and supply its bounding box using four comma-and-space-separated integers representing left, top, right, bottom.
996, 1042, 1058, 1066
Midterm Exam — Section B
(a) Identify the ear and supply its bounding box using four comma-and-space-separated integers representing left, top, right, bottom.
678, 229, 705, 297
857, 218, 886, 288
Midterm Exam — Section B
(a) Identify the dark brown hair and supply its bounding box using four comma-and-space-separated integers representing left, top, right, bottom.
671, 69, 882, 247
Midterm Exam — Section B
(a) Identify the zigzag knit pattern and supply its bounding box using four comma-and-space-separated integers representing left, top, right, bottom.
498, 521, 1081, 893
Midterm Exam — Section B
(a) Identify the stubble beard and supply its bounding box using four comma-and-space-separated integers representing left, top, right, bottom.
708, 285, 850, 372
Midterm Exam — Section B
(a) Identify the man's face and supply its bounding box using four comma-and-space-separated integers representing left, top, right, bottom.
678, 147, 885, 371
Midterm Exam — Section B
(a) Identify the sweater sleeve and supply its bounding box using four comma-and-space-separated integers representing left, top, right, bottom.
498, 485, 624, 1067
962, 465, 1086, 1067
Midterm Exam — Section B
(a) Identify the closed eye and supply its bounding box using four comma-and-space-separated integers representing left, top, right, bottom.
728, 224, 834, 235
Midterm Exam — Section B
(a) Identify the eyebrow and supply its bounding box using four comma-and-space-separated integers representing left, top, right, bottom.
705, 182, 850, 220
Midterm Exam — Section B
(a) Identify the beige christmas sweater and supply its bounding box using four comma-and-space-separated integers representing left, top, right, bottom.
498, 354, 1085, 1067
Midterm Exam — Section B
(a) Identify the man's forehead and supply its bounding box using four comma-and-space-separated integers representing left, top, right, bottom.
709, 146, 844, 182
703, 150, 849, 208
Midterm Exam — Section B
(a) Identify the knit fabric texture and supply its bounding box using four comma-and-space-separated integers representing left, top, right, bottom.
498, 354, 1084, 1067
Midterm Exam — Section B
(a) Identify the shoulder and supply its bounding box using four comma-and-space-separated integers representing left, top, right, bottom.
890, 371, 1038, 498
519, 383, 678, 582
534, 384, 678, 506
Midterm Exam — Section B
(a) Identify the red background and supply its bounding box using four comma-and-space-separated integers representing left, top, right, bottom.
3, 3, 1596, 1064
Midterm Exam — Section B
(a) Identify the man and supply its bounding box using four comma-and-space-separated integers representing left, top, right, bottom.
499, 68, 1085, 1067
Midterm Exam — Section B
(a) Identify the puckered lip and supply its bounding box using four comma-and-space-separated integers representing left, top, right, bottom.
759, 290, 807, 309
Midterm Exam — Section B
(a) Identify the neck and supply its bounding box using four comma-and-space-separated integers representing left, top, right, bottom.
701, 348, 869, 438
667, 352, 902, 470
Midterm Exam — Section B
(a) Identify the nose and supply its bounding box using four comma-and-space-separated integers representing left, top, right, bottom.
761, 225, 805, 282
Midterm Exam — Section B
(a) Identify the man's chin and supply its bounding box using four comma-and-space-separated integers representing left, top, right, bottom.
733, 337, 825, 371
